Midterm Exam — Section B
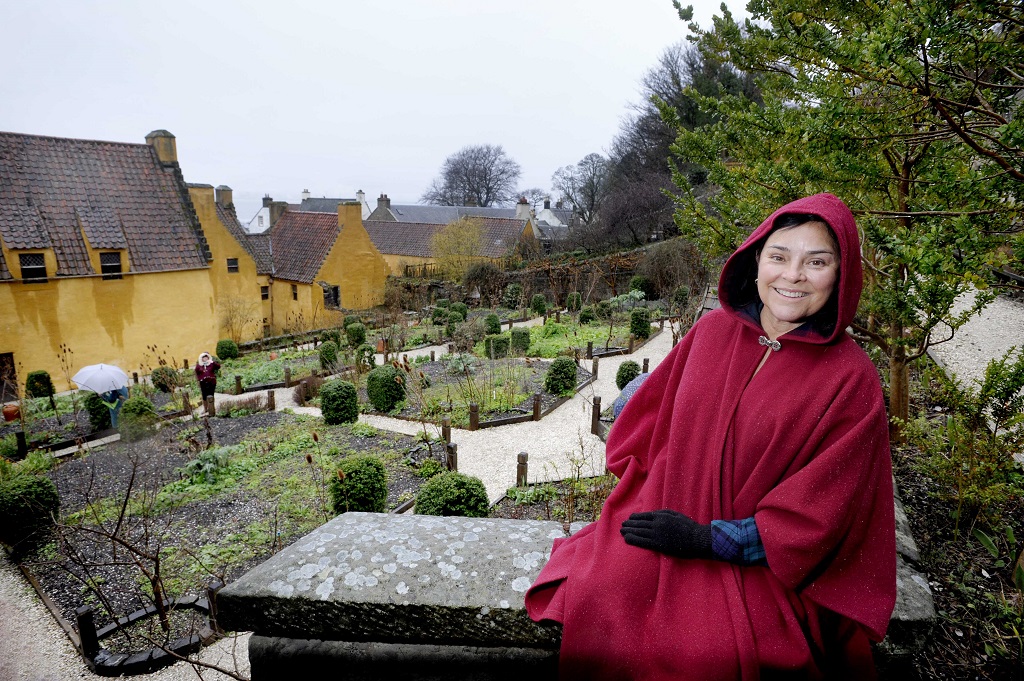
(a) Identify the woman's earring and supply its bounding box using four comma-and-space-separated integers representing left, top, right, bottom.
754, 278, 759, 283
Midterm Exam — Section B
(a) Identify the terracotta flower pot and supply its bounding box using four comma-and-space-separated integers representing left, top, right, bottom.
2, 404, 20, 422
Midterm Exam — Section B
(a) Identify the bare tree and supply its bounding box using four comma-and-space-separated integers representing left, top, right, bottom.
421, 144, 522, 207
551, 153, 610, 228
219, 297, 259, 344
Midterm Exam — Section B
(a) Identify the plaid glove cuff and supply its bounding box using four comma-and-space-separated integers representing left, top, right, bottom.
710, 517, 768, 567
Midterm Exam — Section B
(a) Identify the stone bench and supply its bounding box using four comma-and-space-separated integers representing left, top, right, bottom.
218, 511, 934, 680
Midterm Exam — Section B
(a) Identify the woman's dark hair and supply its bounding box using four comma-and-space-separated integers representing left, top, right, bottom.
725, 212, 842, 337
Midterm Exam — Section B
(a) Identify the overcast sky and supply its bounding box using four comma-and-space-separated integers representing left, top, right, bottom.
2, 0, 725, 224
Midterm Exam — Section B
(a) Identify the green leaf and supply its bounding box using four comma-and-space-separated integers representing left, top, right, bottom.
1014, 564, 1024, 594
973, 527, 999, 559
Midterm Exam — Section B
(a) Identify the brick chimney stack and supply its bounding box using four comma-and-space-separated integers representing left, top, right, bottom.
515, 196, 531, 220
544, 198, 551, 210
145, 130, 178, 167
301, 189, 311, 201
263, 195, 273, 208
377, 193, 391, 210
215, 185, 233, 208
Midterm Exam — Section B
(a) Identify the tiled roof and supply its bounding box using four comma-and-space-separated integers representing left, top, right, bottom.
76, 207, 128, 249
0, 131, 209, 277
0, 251, 10, 280
299, 197, 356, 213
364, 217, 527, 259
373, 204, 518, 223
215, 202, 274, 274
267, 211, 340, 283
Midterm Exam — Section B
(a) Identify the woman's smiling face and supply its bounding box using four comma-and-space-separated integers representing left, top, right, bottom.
756, 221, 839, 338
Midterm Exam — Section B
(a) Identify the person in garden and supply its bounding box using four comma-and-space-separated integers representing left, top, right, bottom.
194, 352, 220, 403
100, 386, 129, 428
525, 193, 896, 679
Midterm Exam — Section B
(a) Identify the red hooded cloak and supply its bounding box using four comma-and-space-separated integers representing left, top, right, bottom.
525, 194, 896, 679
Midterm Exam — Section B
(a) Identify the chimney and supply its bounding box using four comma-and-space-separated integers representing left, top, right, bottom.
263, 194, 273, 208
356, 189, 365, 205
515, 196, 531, 220
215, 185, 233, 208
301, 188, 311, 201
377, 193, 391, 210
145, 130, 177, 166
555, 199, 564, 209
270, 200, 288, 228
544, 198, 551, 210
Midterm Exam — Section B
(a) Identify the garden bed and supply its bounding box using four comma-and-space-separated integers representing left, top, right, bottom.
18, 409, 440, 667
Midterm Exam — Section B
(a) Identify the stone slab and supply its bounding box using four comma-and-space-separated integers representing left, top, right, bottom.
218, 513, 566, 648
247, 635, 558, 681
894, 495, 920, 563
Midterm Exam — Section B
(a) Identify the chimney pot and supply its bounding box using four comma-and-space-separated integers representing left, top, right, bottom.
263, 195, 273, 208
215, 185, 233, 208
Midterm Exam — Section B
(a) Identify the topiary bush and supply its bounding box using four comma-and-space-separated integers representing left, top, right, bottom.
595, 300, 612, 320
446, 311, 464, 338
502, 283, 523, 310
435, 298, 450, 309
151, 365, 180, 393
320, 379, 359, 424
25, 370, 53, 399
119, 396, 158, 441
319, 340, 339, 371
345, 322, 366, 348
0, 474, 59, 560
330, 455, 388, 514
630, 308, 651, 340
566, 292, 582, 312
450, 301, 469, 319
484, 313, 502, 335
485, 334, 510, 359
344, 314, 361, 329
84, 392, 111, 431
544, 357, 578, 396
579, 306, 596, 324
321, 328, 342, 347
414, 471, 489, 517
216, 339, 239, 360
510, 327, 531, 353
366, 365, 406, 412
629, 275, 656, 301
530, 294, 548, 316
616, 360, 642, 391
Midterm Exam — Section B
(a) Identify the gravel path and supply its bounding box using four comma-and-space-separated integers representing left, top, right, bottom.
4, 299, 1021, 679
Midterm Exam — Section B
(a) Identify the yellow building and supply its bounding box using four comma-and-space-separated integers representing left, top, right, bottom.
0, 129, 390, 396
0, 129, 219, 394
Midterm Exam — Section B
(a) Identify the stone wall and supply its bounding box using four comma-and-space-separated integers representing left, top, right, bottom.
218, 511, 934, 679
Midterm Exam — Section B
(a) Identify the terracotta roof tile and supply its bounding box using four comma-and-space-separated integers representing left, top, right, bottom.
267, 211, 340, 283
0, 131, 209, 278
76, 206, 128, 249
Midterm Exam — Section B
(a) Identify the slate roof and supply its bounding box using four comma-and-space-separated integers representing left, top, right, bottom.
370, 204, 518, 223
364, 217, 528, 259
298, 197, 356, 213
267, 211, 340, 283
0, 131, 210, 278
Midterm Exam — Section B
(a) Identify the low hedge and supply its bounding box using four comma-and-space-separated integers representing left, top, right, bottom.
414, 471, 489, 517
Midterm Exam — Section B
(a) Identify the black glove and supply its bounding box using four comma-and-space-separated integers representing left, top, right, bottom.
620, 509, 713, 559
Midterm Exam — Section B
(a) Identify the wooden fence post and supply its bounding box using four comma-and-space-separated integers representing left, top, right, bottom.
591, 396, 602, 435
76, 606, 99, 660
555, 310, 561, 323
284, 367, 292, 387
446, 443, 458, 472
628, 334, 635, 354
442, 416, 451, 444
15, 431, 27, 460
592, 357, 599, 379
533, 393, 542, 421
642, 358, 649, 373
267, 390, 275, 411
469, 403, 479, 431
430, 350, 435, 362
517, 452, 529, 487
586, 341, 593, 359
183, 358, 189, 370
132, 371, 139, 385
205, 396, 215, 417
234, 375, 242, 395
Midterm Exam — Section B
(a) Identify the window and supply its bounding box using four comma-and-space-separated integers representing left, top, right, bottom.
258, 215, 264, 228
291, 284, 298, 301
227, 258, 239, 273
260, 286, 269, 300
18, 253, 46, 282
324, 285, 340, 308
100, 252, 122, 280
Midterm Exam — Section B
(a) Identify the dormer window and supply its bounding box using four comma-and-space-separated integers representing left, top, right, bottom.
19, 253, 47, 282
100, 252, 123, 280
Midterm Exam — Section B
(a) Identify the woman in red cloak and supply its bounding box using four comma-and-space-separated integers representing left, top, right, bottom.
525, 194, 896, 679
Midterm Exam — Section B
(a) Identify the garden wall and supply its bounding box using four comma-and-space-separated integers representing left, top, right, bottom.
218, 511, 935, 679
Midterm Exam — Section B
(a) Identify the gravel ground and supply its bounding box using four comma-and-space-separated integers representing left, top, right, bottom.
4, 300, 1020, 680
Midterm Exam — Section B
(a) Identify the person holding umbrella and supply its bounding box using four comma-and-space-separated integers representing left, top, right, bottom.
71, 364, 131, 427
194, 352, 220, 405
